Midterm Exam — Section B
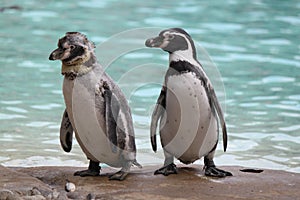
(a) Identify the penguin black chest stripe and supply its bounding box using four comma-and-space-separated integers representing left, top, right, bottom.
167, 60, 212, 106
168, 61, 206, 83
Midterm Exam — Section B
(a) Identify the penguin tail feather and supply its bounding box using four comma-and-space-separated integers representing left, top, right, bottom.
133, 160, 142, 169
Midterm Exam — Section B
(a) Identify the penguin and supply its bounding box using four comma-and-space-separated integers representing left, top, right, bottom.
145, 28, 232, 177
49, 32, 141, 181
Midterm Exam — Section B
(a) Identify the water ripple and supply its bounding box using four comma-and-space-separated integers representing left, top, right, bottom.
260, 38, 291, 45
18, 60, 50, 68
201, 23, 243, 31
279, 112, 300, 118
174, 6, 199, 13
252, 96, 280, 101
226, 53, 300, 67
77, 0, 108, 8
31, 103, 62, 110
201, 42, 246, 52
266, 104, 300, 112
26, 121, 53, 127
0, 113, 26, 120
288, 95, 300, 100
239, 102, 260, 107
1, 101, 22, 105
21, 11, 58, 22
246, 28, 269, 34
6, 107, 28, 113
124, 52, 153, 59
279, 125, 300, 132
275, 16, 300, 25
144, 17, 183, 26
133, 87, 161, 97
270, 133, 300, 142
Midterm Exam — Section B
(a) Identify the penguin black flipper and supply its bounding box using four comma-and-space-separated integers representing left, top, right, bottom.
207, 84, 228, 151
60, 109, 73, 152
150, 87, 166, 152
102, 82, 118, 153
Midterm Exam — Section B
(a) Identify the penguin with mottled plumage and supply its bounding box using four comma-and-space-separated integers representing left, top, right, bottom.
49, 32, 141, 181
145, 28, 232, 177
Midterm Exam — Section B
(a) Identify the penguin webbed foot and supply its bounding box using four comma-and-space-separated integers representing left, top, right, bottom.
74, 169, 100, 177
109, 160, 135, 181
154, 163, 178, 176
74, 160, 100, 177
109, 170, 128, 181
204, 166, 232, 177
204, 156, 232, 177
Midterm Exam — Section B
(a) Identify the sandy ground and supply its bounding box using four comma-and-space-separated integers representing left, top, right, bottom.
0, 164, 299, 200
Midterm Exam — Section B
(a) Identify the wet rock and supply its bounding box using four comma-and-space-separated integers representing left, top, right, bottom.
1, 165, 299, 200
22, 195, 46, 200
56, 191, 68, 200
0, 189, 13, 200
29, 187, 42, 196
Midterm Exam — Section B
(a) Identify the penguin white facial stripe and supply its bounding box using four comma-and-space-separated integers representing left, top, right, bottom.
164, 32, 186, 39
162, 31, 175, 39
162, 32, 200, 67
159, 40, 169, 48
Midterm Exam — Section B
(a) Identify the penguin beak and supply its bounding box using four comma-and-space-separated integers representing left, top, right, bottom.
49, 48, 63, 60
145, 36, 165, 48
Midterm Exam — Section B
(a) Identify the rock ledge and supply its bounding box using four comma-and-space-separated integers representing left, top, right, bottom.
0, 165, 299, 200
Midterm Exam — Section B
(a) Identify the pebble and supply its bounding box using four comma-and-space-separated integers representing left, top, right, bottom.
0, 189, 14, 199
29, 187, 42, 196
86, 193, 96, 200
65, 180, 76, 192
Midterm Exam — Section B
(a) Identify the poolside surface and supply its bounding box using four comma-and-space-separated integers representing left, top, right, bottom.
0, 164, 299, 199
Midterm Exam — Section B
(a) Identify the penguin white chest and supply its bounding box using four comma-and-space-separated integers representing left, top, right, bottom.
161, 72, 218, 163
63, 77, 121, 167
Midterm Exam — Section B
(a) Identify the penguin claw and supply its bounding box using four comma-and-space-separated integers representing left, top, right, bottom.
154, 163, 178, 176
74, 169, 100, 177
204, 166, 232, 177
109, 171, 128, 181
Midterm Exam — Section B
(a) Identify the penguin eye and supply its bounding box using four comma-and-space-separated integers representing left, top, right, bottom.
165, 34, 174, 40
70, 45, 75, 50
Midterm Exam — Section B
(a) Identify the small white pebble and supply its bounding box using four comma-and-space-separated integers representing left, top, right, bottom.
65, 180, 76, 192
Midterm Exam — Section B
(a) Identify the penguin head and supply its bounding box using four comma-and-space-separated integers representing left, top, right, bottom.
49, 32, 95, 66
145, 28, 196, 58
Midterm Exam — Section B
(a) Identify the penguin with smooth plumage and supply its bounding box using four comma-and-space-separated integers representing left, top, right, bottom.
145, 28, 232, 177
49, 32, 141, 180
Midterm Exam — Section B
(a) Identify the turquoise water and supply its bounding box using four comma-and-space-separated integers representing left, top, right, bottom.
0, 1, 299, 173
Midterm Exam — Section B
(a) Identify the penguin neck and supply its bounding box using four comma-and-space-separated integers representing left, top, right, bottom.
62, 53, 97, 80
169, 50, 201, 68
